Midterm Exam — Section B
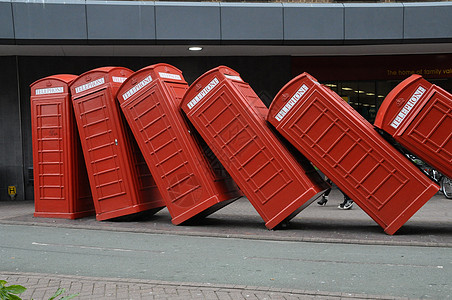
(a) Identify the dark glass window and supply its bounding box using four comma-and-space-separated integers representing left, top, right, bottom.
322, 79, 452, 123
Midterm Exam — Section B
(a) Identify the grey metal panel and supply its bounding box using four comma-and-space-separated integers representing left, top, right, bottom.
12, 0, 86, 40
87, 1, 155, 40
0, 0, 14, 39
404, 3, 452, 40
344, 3, 403, 40
221, 3, 283, 41
155, 2, 220, 40
283, 4, 343, 41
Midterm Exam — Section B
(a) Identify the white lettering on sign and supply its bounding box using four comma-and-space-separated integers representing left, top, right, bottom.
112, 76, 127, 83
390, 86, 426, 129
158, 72, 182, 80
35, 87, 64, 95
275, 84, 309, 122
75, 78, 105, 94
187, 77, 219, 110
224, 74, 242, 82
122, 75, 153, 101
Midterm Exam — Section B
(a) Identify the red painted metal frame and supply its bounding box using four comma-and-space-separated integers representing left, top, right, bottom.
181, 66, 328, 229
117, 63, 241, 225
267, 72, 439, 234
31, 74, 94, 219
70, 67, 164, 220
375, 74, 452, 179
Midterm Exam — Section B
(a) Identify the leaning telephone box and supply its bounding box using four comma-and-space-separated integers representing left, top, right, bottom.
267, 72, 439, 235
180, 66, 328, 229
30, 74, 94, 219
117, 64, 241, 225
70, 67, 164, 221
374, 75, 452, 179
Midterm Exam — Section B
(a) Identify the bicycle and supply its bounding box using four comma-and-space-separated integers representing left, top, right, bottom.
406, 153, 452, 199
375, 128, 451, 199
441, 176, 452, 199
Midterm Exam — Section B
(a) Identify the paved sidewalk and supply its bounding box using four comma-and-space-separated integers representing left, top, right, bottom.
1, 189, 451, 247
0, 190, 450, 299
1, 272, 412, 300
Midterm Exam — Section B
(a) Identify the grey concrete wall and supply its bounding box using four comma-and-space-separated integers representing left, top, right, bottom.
155, 2, 220, 41
283, 4, 343, 42
87, 1, 155, 41
344, 3, 404, 41
221, 3, 283, 42
404, 2, 452, 40
0, 57, 23, 200
12, 0, 87, 41
1, 1, 451, 45
0, 0, 14, 41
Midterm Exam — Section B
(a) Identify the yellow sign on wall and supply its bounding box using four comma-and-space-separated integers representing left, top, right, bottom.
8, 186, 16, 196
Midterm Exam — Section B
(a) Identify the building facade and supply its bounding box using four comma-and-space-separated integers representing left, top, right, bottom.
0, 0, 451, 200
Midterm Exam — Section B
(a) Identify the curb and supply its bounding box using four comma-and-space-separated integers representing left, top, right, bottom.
1, 219, 451, 248
0, 271, 417, 300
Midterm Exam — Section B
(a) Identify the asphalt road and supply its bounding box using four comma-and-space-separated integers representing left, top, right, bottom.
1, 224, 451, 299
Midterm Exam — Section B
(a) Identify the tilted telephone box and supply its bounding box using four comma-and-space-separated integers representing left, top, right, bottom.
374, 74, 452, 179
117, 63, 241, 225
267, 72, 439, 235
180, 66, 329, 229
70, 67, 164, 221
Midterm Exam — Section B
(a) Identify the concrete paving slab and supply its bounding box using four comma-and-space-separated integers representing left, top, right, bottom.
0, 188, 451, 247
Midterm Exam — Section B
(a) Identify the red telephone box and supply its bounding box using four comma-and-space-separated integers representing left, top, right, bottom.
117, 64, 241, 225
374, 74, 452, 179
180, 66, 328, 229
70, 67, 164, 220
30, 74, 94, 219
267, 72, 439, 235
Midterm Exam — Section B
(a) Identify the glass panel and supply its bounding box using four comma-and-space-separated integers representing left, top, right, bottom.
358, 81, 376, 122
322, 78, 452, 123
